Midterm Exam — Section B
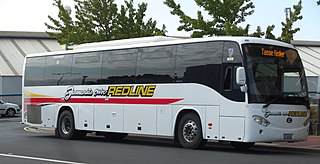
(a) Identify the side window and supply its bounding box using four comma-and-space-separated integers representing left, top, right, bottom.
222, 42, 243, 90
221, 41, 245, 102
101, 49, 138, 84
223, 41, 242, 63
223, 67, 232, 91
136, 46, 176, 83
44, 55, 73, 86
70, 52, 102, 85
24, 57, 46, 86
175, 42, 223, 90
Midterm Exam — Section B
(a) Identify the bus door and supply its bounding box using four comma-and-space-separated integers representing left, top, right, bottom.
219, 42, 246, 141
220, 42, 245, 102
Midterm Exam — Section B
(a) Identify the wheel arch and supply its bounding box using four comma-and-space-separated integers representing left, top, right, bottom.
173, 108, 203, 143
6, 107, 16, 111
5, 106, 15, 111
56, 105, 74, 128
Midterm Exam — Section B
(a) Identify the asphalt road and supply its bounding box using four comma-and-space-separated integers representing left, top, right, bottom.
1, 116, 320, 164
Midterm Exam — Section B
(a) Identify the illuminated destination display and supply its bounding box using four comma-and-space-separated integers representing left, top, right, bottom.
261, 48, 285, 58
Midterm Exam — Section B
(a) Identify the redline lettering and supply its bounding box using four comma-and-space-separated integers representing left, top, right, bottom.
64, 85, 157, 101
107, 85, 156, 97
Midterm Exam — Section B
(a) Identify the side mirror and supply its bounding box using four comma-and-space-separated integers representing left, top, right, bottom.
236, 67, 246, 85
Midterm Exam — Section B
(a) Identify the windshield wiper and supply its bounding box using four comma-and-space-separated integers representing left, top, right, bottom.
263, 96, 281, 108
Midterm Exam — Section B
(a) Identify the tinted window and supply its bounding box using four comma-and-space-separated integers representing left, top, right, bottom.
136, 46, 176, 83
44, 55, 73, 86
24, 57, 46, 86
221, 42, 245, 101
223, 41, 242, 63
71, 52, 102, 85
101, 49, 137, 84
243, 44, 307, 104
223, 67, 232, 91
175, 42, 223, 90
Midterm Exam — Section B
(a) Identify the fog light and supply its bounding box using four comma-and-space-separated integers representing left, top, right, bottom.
303, 118, 310, 127
253, 115, 270, 127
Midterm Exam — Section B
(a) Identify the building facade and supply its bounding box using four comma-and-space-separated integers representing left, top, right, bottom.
0, 31, 62, 106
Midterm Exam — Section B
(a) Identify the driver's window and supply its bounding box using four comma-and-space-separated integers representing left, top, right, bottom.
283, 72, 302, 93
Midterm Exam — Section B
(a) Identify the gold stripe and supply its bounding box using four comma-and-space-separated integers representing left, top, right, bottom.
25, 91, 52, 98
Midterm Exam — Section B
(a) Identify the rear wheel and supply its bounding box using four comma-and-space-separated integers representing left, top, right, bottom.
177, 113, 207, 149
6, 108, 15, 117
57, 110, 86, 140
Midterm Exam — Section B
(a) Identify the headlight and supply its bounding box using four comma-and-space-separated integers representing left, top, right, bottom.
253, 115, 270, 127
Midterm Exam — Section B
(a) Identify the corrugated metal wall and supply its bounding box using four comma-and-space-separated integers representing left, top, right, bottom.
0, 76, 22, 106
0, 37, 61, 76
0, 31, 62, 106
296, 46, 320, 77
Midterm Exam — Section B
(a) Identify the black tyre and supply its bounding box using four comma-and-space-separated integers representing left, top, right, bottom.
54, 128, 60, 138
177, 113, 207, 149
57, 110, 86, 140
6, 108, 16, 117
231, 142, 255, 150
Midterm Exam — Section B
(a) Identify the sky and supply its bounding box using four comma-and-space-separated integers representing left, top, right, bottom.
0, 0, 319, 41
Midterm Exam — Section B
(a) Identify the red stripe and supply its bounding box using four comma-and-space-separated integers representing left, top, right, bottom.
27, 97, 183, 105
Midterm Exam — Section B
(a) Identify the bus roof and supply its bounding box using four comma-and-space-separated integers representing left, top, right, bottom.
26, 36, 295, 58
74, 36, 181, 50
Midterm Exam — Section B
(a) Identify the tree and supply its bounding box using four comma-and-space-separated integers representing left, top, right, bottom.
317, 0, 320, 5
45, 0, 77, 45
265, 25, 276, 40
278, 0, 303, 43
164, 0, 255, 37
116, 0, 166, 39
45, 0, 166, 45
250, 26, 264, 38
73, 0, 119, 43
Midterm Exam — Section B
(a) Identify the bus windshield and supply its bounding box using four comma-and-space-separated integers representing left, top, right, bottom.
242, 44, 308, 105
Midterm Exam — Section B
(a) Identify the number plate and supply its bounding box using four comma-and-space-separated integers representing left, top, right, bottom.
283, 133, 293, 140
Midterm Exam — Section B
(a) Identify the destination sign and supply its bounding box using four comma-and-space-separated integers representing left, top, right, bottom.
261, 48, 285, 58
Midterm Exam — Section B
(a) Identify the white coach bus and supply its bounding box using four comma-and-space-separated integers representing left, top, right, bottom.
22, 36, 310, 149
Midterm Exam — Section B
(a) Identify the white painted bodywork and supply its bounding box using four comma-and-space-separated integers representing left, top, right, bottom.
22, 36, 309, 143
23, 83, 308, 143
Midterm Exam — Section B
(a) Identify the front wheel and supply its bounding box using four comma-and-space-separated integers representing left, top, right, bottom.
57, 110, 86, 140
177, 113, 207, 149
6, 108, 16, 117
